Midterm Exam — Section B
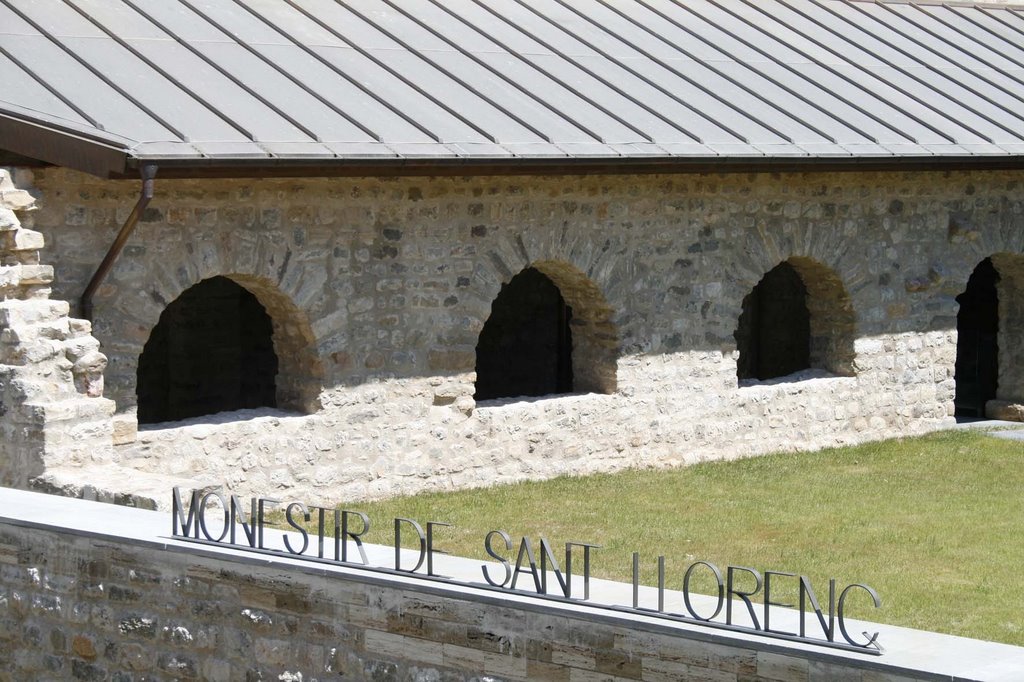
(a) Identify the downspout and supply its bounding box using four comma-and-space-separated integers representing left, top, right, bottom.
80, 163, 157, 321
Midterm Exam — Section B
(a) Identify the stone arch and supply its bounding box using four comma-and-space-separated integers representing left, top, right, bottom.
137, 277, 277, 423
955, 253, 1024, 418
475, 259, 618, 399
735, 257, 856, 381
229, 273, 324, 413
93, 222, 327, 417
954, 258, 999, 417
134, 272, 323, 422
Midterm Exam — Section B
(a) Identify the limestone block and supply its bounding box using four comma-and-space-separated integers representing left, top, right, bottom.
10, 229, 45, 252
0, 207, 20, 231
0, 170, 35, 212
431, 381, 462, 406
64, 335, 100, 362
17, 265, 53, 285
0, 265, 21, 290
985, 400, 1024, 422
33, 397, 116, 426
1, 333, 54, 362
0, 191, 35, 212
68, 318, 93, 338
22, 339, 65, 365
0, 300, 70, 327
72, 350, 107, 397
37, 319, 71, 341
0, 337, 66, 366
455, 395, 475, 416
112, 414, 137, 445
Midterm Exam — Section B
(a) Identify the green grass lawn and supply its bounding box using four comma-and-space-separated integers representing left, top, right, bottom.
336, 429, 1024, 646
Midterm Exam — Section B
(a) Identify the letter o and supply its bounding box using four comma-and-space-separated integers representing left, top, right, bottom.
198, 491, 230, 542
683, 561, 725, 621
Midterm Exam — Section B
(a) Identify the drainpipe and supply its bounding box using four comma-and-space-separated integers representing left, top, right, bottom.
80, 163, 157, 321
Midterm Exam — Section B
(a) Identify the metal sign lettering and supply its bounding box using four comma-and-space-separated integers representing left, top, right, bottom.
171, 487, 882, 654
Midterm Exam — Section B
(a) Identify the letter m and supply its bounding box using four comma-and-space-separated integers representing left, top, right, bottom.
172, 487, 201, 538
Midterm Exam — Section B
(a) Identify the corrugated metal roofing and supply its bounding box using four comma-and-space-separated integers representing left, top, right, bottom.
2, 0, 1024, 177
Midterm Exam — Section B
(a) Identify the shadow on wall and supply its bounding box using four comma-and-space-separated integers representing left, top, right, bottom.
126, 246, 1024, 429
134, 260, 621, 424
129, 254, 870, 425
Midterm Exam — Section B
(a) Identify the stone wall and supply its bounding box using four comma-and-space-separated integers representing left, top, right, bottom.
13, 167, 1024, 505
0, 169, 114, 489
0, 496, 957, 682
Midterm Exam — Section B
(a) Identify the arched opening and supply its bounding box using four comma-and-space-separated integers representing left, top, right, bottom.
955, 258, 1000, 418
475, 267, 573, 400
475, 261, 618, 401
735, 257, 855, 382
736, 262, 810, 381
137, 276, 278, 423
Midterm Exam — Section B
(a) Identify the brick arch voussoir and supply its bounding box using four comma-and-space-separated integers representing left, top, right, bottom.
945, 225, 1024, 302
785, 256, 857, 377
95, 263, 195, 411
730, 247, 857, 377
128, 269, 323, 416
475, 232, 625, 332
223, 273, 324, 413
474, 241, 621, 394
719, 225, 853, 332
529, 258, 620, 394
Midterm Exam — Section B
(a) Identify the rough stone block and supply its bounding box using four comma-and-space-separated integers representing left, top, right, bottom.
17, 265, 53, 285
427, 349, 475, 372
0, 300, 70, 327
0, 171, 36, 212
112, 415, 137, 445
68, 318, 93, 337
0, 207, 19, 231
10, 229, 44, 252
986, 400, 1024, 422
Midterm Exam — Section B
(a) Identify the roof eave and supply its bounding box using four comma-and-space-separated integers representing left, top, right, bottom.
118, 153, 1024, 180
0, 115, 129, 178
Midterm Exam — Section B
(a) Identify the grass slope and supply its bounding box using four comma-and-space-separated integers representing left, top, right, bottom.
345, 430, 1024, 646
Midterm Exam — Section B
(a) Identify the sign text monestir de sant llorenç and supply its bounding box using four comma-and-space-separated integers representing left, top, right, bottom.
171, 487, 882, 654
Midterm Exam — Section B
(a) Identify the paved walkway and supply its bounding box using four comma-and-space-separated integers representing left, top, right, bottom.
953, 418, 1024, 442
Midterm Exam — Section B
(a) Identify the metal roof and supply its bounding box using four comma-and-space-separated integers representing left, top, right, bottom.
2, 0, 1024, 178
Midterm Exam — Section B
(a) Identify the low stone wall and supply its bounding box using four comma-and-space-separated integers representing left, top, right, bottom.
5, 488, 1017, 681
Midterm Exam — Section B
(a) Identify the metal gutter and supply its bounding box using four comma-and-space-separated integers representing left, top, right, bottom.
117, 154, 1024, 180
80, 163, 157, 321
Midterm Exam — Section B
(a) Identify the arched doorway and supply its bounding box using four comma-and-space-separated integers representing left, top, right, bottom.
955, 258, 1000, 418
735, 257, 855, 382
736, 262, 811, 381
137, 276, 278, 423
475, 267, 573, 400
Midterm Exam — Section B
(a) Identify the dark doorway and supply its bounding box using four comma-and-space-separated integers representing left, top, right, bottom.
955, 258, 1000, 418
137, 276, 278, 424
736, 262, 811, 381
475, 267, 573, 401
